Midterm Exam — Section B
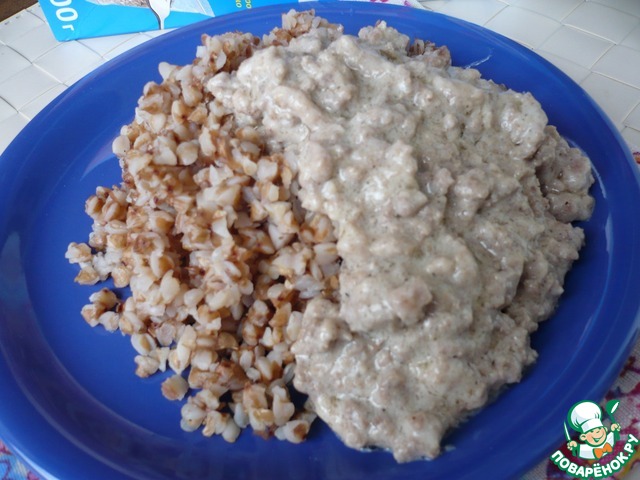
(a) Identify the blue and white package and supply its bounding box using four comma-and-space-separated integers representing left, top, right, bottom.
38, 0, 293, 41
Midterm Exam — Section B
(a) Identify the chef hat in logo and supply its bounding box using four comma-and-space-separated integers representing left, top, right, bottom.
568, 401, 604, 434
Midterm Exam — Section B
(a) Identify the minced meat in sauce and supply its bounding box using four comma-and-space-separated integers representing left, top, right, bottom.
207, 17, 594, 462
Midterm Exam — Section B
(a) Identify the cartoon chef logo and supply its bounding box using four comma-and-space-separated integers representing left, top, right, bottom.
550, 399, 640, 479
565, 400, 620, 460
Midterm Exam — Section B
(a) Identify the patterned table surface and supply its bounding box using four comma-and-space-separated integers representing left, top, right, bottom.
1, 1, 640, 479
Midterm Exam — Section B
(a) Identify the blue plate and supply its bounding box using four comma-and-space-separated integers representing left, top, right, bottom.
1, 3, 639, 479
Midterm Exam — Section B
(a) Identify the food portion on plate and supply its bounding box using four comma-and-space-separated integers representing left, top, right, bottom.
66, 10, 594, 463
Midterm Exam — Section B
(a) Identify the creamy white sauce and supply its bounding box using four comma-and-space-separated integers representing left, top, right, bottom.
207, 20, 594, 462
